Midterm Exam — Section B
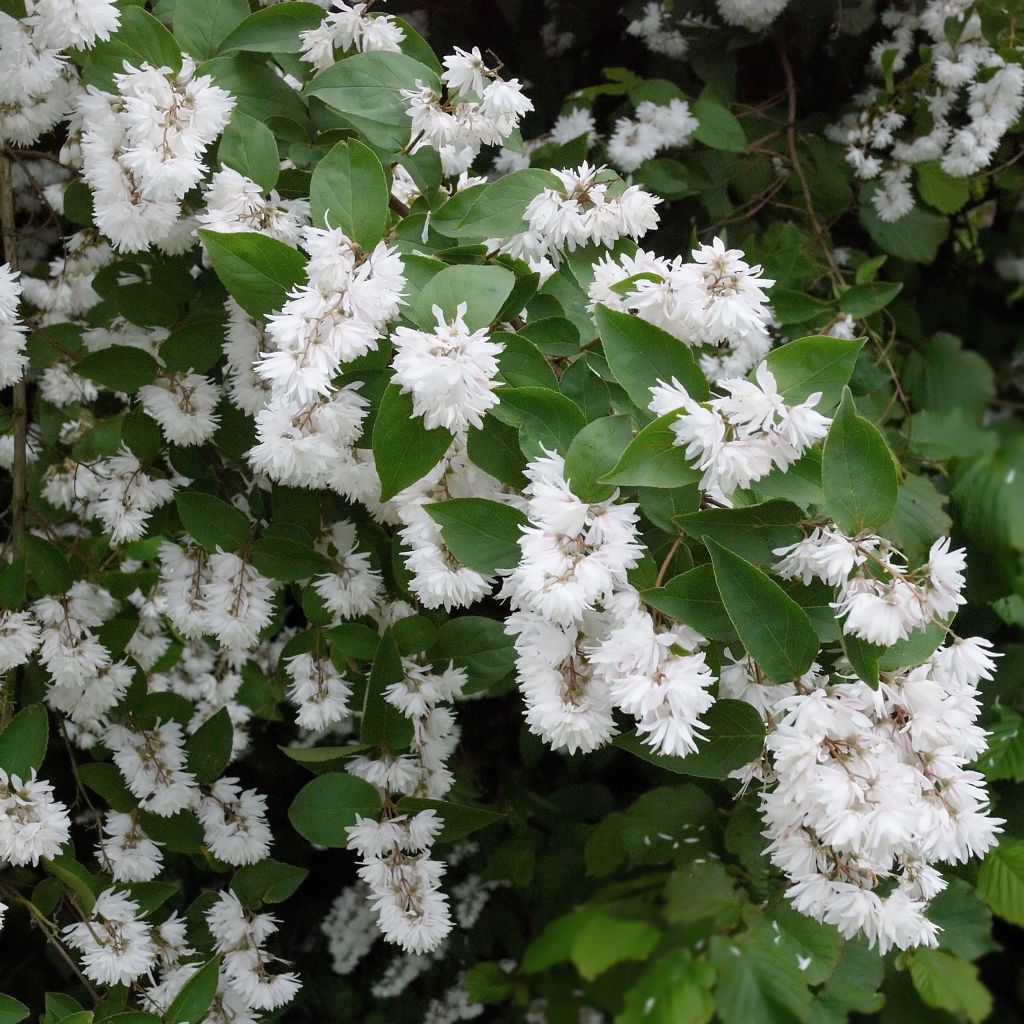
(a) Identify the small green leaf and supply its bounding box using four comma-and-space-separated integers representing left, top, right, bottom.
839, 281, 902, 318
310, 139, 389, 249
219, 2, 326, 53
372, 384, 453, 501
0, 996, 29, 1024
77, 346, 160, 393
0, 705, 49, 778
822, 387, 899, 534
431, 168, 561, 241
601, 412, 701, 489
642, 565, 738, 643
692, 91, 747, 152
977, 841, 1024, 926
426, 498, 527, 575
908, 949, 992, 1024
764, 335, 865, 412
231, 859, 308, 907
360, 629, 414, 749
841, 633, 882, 689
250, 536, 331, 582
288, 773, 380, 846
491, 386, 586, 458
21, 534, 73, 595
563, 415, 634, 502
412, 264, 516, 333
916, 161, 970, 214
396, 797, 504, 844
570, 916, 661, 981
675, 500, 803, 564
707, 540, 819, 682
184, 708, 233, 785
219, 111, 280, 191
164, 959, 220, 1024
176, 491, 250, 552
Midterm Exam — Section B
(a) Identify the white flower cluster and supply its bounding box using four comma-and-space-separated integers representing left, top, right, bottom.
775, 530, 969, 647
197, 777, 273, 866
0, 264, 28, 387
504, 162, 661, 268
649, 361, 831, 500
346, 810, 453, 954
830, 2, 1024, 221
607, 99, 699, 173
300, 1, 405, 70
106, 720, 199, 816
19, 228, 112, 321
77, 57, 235, 251
590, 237, 774, 381
0, 768, 71, 866
139, 372, 221, 446
717, 0, 791, 32
402, 46, 533, 176
198, 168, 310, 247
96, 811, 164, 882
626, 2, 691, 58
739, 637, 1001, 953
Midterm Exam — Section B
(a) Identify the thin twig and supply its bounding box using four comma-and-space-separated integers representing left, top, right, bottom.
655, 537, 683, 588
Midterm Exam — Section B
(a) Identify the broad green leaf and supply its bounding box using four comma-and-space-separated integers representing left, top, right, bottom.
495, 332, 558, 389
929, 878, 997, 962
83, 7, 182, 91
360, 629, 414, 749
77, 346, 160, 393
907, 949, 992, 1024
426, 498, 527, 575
231, 859, 308, 907
664, 861, 743, 928
642, 564, 738, 643
430, 616, 516, 695
839, 281, 902, 318
676, 500, 803, 564
807, 939, 884, 1024
44, 853, 100, 914
219, 111, 280, 191
570, 916, 661, 981
396, 796, 504, 844
771, 288, 832, 326
310, 139, 388, 249
980, 711, 1024, 782
467, 414, 527, 487
288, 772, 380, 846
841, 633, 883, 688
173, 0, 249, 60
306, 51, 440, 151
692, 91, 747, 152
595, 305, 708, 410
564, 415, 634, 502
199, 53, 309, 124
916, 161, 970, 214
0, 996, 29, 1024
601, 412, 701, 489
0, 559, 25, 610
977, 841, 1024, 926
904, 332, 994, 419
709, 932, 813, 1024
371, 384, 453, 501
822, 388, 899, 534
412, 264, 516, 333
707, 539, 819, 682
184, 708, 233, 784
250, 535, 331, 581
0, 705, 49, 778
860, 189, 950, 263
491, 386, 586, 457
431, 169, 561, 241
164, 958, 220, 1024
176, 491, 250, 552
616, 952, 715, 1024
78, 761, 135, 814
613, 699, 765, 779
219, 3, 326, 53
198, 229, 307, 318
21, 534, 73, 595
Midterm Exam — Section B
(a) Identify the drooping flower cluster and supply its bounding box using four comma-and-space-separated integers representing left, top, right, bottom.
300, 1, 405, 70
402, 46, 533, 175
76, 57, 235, 250
0, 264, 27, 387
198, 168, 310, 247
829, 1, 1024, 221
737, 636, 1002, 953
607, 99, 700, 172
590, 237, 774, 380
0, 769, 71, 866
649, 360, 832, 500
775, 530, 969, 647
138, 372, 221, 446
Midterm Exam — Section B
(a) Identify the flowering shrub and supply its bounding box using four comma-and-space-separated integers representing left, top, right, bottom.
1, 1, 1024, 1022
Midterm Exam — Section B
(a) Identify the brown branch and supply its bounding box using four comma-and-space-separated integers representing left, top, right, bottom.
655, 537, 683, 588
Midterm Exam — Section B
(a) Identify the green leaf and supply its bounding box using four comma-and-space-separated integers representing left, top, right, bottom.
616, 952, 715, 1024
198, 229, 307, 319
372, 384, 453, 501
173, 0, 250, 60
491, 386, 586, 457
771, 288, 832, 326
22, 534, 73, 595
184, 708, 233, 785
78, 762, 135, 813
495, 332, 558, 389
563, 415, 634, 502
360, 630, 414, 749
570, 915, 661, 981
176, 491, 250, 552
310, 139, 388, 249
395, 797, 504, 844
841, 633, 882, 688
431, 616, 516, 694
977, 841, 1024, 926
916, 161, 970, 214
839, 281, 903, 318
808, 939, 884, 1024
164, 959, 220, 1024
676, 500, 803, 564
642, 565, 738, 643
288, 773, 380, 846
467, 414, 527, 487
305, 51, 441, 151
219, 2, 326, 53
431, 169, 561, 240
199, 53, 309, 124
0, 558, 26, 609
908, 949, 992, 1024
231, 859, 308, 907
860, 189, 950, 263
412, 264, 516, 333
904, 332, 994, 419
463, 963, 512, 1004
218, 111, 280, 191
708, 539, 819, 682
692, 91, 747, 152
0, 705, 49, 778
601, 412, 702, 488
77, 346, 160, 393
83, 7, 182, 91
980, 711, 1024, 782
425, 498, 527, 575
613, 699, 765, 779
709, 932, 812, 1024
45, 854, 100, 914
0, 996, 29, 1024
595, 305, 709, 410
929, 878, 997, 962
250, 535, 331, 581
822, 387, 899, 534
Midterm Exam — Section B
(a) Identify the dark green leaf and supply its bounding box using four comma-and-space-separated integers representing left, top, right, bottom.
176, 491, 250, 552
563, 415, 634, 502
372, 384, 453, 501
77, 346, 160, 393
310, 139, 389, 249
288, 773, 380, 846
0, 705, 49, 778
426, 498, 527, 574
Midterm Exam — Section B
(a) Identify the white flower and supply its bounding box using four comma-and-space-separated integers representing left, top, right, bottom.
139, 373, 221, 446
97, 811, 164, 882
64, 888, 156, 986
198, 778, 272, 866
286, 653, 353, 731
0, 770, 71, 865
